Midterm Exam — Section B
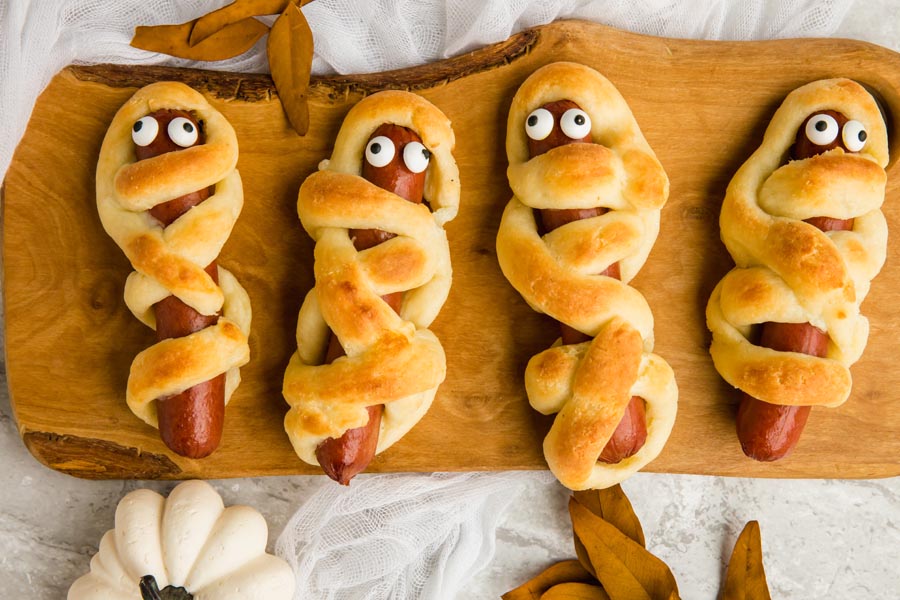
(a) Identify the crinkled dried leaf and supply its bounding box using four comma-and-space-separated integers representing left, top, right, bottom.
573, 485, 646, 578
542, 582, 612, 600
572, 531, 597, 579
574, 485, 646, 547
574, 539, 598, 580
569, 498, 679, 600
267, 2, 313, 135
190, 0, 293, 46
722, 521, 772, 600
503, 560, 595, 600
131, 18, 268, 61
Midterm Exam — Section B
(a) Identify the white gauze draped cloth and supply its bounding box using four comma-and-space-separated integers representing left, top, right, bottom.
0, 1, 854, 599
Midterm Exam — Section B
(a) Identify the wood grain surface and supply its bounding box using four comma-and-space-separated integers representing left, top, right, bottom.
4, 21, 900, 480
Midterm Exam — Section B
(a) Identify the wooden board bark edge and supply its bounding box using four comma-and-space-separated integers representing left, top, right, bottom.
68, 26, 538, 101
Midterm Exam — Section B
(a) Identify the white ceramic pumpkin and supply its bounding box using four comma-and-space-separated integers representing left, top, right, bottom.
68, 480, 294, 600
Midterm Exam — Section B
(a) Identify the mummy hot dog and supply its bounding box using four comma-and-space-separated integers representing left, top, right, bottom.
283, 91, 459, 484
706, 79, 889, 461
96, 82, 251, 458
529, 99, 649, 464
315, 123, 428, 483
496, 62, 678, 490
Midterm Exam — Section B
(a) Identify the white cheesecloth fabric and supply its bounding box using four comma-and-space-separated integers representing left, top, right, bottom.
274, 472, 554, 600
0, 1, 854, 599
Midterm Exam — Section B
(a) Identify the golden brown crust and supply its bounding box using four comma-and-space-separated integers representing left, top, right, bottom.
126, 233, 221, 311
96, 82, 251, 429
542, 320, 642, 484
324, 89, 460, 225
497, 62, 677, 490
115, 143, 231, 207
706, 78, 889, 409
283, 91, 459, 465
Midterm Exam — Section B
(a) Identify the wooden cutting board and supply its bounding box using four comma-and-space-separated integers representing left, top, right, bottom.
5, 21, 900, 480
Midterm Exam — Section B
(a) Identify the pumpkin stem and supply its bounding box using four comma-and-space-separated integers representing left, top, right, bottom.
139, 576, 163, 600
139, 575, 194, 600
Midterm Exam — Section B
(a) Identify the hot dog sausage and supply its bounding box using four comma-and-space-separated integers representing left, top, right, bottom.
315, 123, 428, 484
531, 100, 648, 465
736, 109, 856, 461
134, 108, 224, 459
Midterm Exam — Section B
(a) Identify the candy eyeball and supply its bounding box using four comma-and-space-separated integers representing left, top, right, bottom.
560, 108, 591, 140
132, 116, 159, 147
365, 135, 396, 168
525, 108, 553, 141
168, 117, 199, 147
842, 120, 867, 152
403, 141, 431, 173
804, 113, 839, 146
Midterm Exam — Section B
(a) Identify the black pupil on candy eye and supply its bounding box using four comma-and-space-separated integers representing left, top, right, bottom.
371, 142, 381, 154
183, 122, 194, 133
815, 120, 828, 131
574, 115, 585, 125
527, 115, 538, 126
423, 148, 431, 159
859, 130, 867, 142
133, 121, 142, 132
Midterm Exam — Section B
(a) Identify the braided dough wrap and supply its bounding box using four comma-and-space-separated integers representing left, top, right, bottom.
706, 78, 888, 409
283, 91, 460, 465
497, 62, 677, 490
96, 82, 251, 429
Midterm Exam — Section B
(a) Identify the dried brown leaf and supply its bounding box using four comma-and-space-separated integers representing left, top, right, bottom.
542, 582, 612, 600
190, 0, 292, 46
570, 498, 679, 600
722, 521, 772, 600
572, 485, 646, 578
131, 18, 268, 61
267, 2, 313, 135
576, 485, 646, 547
502, 560, 595, 600
574, 534, 598, 580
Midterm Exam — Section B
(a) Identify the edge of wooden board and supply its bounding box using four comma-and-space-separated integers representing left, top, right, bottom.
64, 20, 900, 164
67, 24, 540, 102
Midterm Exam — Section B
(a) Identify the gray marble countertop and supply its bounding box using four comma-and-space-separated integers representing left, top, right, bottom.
3, 2, 900, 598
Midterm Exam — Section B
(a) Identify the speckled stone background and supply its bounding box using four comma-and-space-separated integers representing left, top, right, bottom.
3, 2, 900, 598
